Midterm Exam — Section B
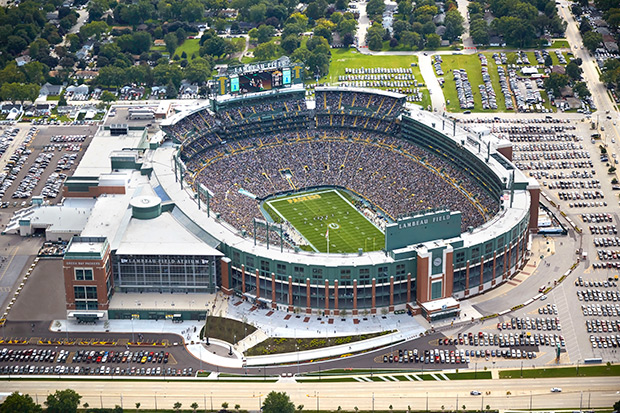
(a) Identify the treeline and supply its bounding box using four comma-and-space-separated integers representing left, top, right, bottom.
469, 0, 565, 47
366, 0, 464, 51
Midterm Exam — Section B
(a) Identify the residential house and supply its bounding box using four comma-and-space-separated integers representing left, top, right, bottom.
15, 55, 31, 67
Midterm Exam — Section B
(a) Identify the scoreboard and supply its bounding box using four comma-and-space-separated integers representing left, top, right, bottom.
215, 58, 303, 96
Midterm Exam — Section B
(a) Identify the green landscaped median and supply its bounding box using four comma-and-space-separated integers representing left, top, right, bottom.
199, 316, 257, 344
499, 364, 620, 379
245, 331, 393, 356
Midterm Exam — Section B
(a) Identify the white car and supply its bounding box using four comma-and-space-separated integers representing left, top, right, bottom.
470, 390, 481, 396
550, 387, 562, 392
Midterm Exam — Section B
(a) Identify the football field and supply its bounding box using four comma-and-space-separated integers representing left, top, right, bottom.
265, 189, 385, 253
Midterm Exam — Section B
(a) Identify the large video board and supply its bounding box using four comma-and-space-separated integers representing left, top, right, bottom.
214, 59, 304, 96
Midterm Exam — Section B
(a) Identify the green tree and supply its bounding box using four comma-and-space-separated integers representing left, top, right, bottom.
248, 3, 267, 22
601, 58, 620, 87
398, 0, 413, 16
80, 21, 109, 39
613, 399, 620, 411
253, 42, 278, 60
583, 31, 603, 52
45, 389, 81, 413
101, 91, 117, 103
117, 31, 152, 55
184, 57, 213, 84
444, 9, 464, 40
154, 63, 183, 88
401, 31, 422, 49
164, 33, 178, 57
222, 402, 229, 409
97, 66, 126, 87
544, 72, 569, 96
0, 392, 42, 413
544, 54, 553, 67
256, 25, 276, 44
281, 35, 301, 54
262, 391, 295, 413
573, 81, 591, 98
200, 36, 231, 58
314, 20, 336, 43
135, 402, 140, 412
7, 35, 28, 55
21, 62, 48, 85
337, 18, 357, 37
180, 0, 204, 22
191, 402, 199, 413
566, 61, 582, 80
366, 23, 384, 51
366, 0, 385, 20
425, 33, 441, 49
173, 401, 182, 412
470, 19, 489, 45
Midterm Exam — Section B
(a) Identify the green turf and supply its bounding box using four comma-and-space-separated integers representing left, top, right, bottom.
265, 189, 384, 253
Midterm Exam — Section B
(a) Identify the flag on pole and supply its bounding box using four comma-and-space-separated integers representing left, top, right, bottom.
325, 228, 329, 239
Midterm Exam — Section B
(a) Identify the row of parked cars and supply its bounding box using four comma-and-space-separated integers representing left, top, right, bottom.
585, 319, 620, 334
582, 213, 614, 223
497, 314, 561, 331
590, 334, 620, 349
591, 226, 618, 235
71, 349, 169, 364
0, 364, 193, 377
549, 179, 600, 190
0, 348, 56, 363
576, 289, 620, 301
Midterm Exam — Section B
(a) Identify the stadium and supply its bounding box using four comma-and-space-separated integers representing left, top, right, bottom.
49, 58, 538, 322
154, 57, 539, 321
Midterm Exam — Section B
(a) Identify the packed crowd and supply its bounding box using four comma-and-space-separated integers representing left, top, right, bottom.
315, 90, 405, 119
315, 113, 398, 134
187, 130, 499, 241
217, 93, 307, 126
161, 109, 218, 145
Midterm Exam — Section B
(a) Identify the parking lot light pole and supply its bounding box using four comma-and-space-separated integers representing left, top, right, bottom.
205, 310, 210, 346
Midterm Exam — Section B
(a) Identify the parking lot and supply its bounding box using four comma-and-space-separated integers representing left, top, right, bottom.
0, 344, 206, 377
0, 125, 97, 207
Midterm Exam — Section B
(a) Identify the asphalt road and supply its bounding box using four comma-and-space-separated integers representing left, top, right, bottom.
2, 377, 617, 411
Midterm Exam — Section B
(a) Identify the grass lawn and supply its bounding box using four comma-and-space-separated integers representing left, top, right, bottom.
199, 316, 257, 344
245, 331, 391, 356
499, 364, 620, 379
314, 48, 431, 108
174, 38, 200, 60
320, 48, 419, 84
265, 189, 384, 253
551, 39, 570, 48
46, 95, 60, 101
